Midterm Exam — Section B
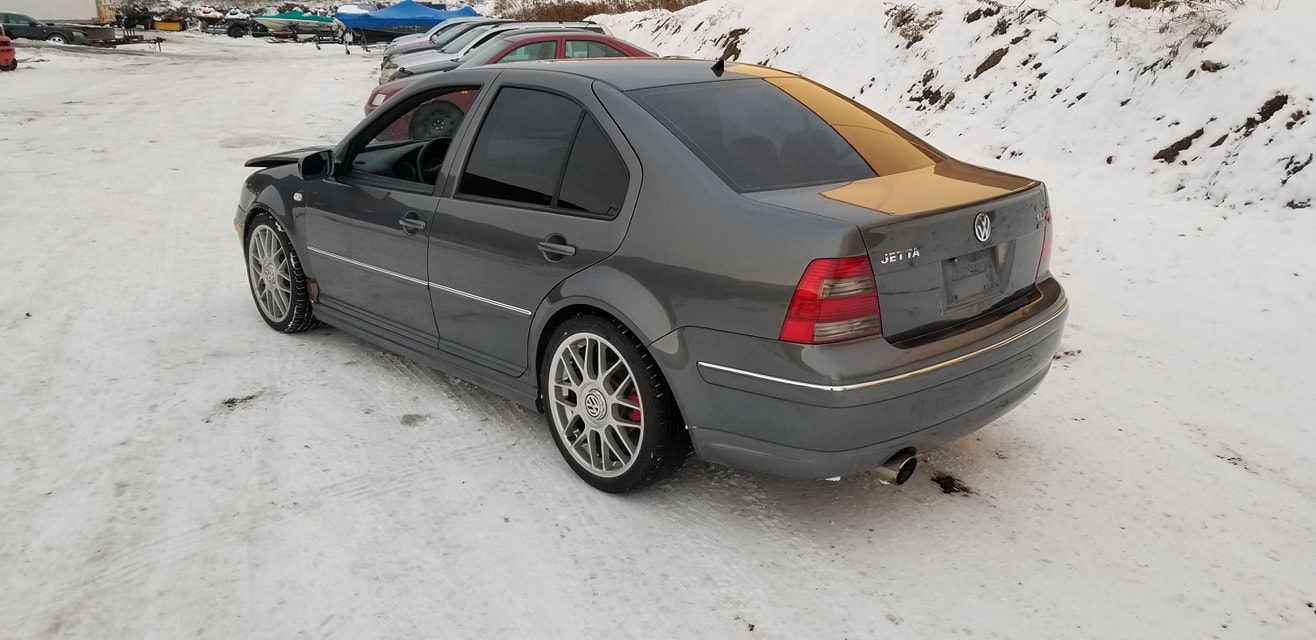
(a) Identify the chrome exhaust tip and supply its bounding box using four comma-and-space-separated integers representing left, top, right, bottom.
874, 451, 917, 486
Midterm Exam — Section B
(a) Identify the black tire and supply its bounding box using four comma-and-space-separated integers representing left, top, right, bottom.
541, 315, 690, 493
227, 23, 246, 39
244, 213, 321, 333
1, 61, 15, 72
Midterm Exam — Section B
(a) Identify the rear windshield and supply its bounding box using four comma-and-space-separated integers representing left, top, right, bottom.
631, 77, 939, 192
441, 25, 491, 53
429, 20, 471, 44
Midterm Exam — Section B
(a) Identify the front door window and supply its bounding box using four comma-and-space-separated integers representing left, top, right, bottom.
348, 88, 481, 186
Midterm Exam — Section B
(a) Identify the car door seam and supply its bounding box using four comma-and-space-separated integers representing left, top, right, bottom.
427, 282, 532, 317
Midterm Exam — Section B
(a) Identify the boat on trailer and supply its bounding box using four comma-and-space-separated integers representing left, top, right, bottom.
251, 10, 341, 35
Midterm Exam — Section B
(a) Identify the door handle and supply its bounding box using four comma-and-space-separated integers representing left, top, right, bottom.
538, 234, 576, 261
399, 213, 427, 234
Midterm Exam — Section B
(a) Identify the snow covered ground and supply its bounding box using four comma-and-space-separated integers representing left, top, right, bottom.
3, 2, 1315, 637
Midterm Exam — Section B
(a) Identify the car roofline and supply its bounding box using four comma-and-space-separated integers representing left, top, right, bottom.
474, 58, 796, 92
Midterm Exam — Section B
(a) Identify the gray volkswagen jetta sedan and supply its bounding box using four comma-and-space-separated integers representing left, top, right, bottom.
234, 59, 1069, 493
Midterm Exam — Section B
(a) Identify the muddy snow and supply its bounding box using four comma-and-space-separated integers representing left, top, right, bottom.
3, 3, 1315, 638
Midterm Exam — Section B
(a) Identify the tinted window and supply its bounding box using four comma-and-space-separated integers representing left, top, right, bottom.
459, 88, 582, 207
564, 40, 627, 58
558, 116, 628, 216
460, 37, 511, 66
441, 24, 490, 53
432, 22, 480, 46
463, 28, 510, 53
428, 21, 468, 44
631, 79, 877, 192
497, 41, 558, 63
350, 88, 480, 184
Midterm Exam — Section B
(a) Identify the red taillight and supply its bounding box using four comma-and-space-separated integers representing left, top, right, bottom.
1035, 207, 1053, 280
780, 256, 882, 344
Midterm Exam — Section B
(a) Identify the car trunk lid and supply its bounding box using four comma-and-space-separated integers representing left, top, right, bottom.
746, 159, 1047, 344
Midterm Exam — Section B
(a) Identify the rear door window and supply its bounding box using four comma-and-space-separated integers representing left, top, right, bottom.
557, 116, 628, 216
496, 41, 558, 63
564, 40, 628, 58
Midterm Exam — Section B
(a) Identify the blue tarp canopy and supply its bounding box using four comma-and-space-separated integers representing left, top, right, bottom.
336, 1, 478, 30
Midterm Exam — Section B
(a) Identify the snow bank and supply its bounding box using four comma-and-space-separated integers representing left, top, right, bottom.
595, 0, 1314, 210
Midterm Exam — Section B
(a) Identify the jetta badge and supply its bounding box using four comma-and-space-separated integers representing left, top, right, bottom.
973, 212, 992, 243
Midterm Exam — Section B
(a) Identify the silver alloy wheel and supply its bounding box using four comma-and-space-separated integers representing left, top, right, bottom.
47, 34, 66, 44
246, 225, 293, 322
548, 332, 644, 478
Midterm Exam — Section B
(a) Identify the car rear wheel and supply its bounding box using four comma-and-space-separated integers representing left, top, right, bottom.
46, 34, 67, 44
245, 213, 320, 333
542, 316, 689, 493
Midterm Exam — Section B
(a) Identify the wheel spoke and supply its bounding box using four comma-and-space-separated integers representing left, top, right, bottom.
594, 338, 607, 382
602, 427, 629, 463
577, 338, 592, 380
561, 351, 584, 386
599, 432, 613, 470
569, 426, 588, 448
273, 290, 289, 317
601, 360, 623, 391
607, 425, 636, 460
585, 430, 598, 469
611, 387, 640, 411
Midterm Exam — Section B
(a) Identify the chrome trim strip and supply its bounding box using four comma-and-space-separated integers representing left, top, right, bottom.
698, 300, 1069, 393
428, 283, 532, 317
307, 246, 531, 317
307, 246, 427, 287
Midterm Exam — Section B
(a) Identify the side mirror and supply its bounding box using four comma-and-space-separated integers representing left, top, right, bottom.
298, 149, 334, 180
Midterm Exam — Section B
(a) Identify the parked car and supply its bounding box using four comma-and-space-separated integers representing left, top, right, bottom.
384, 15, 495, 50
366, 31, 654, 114
380, 20, 606, 81
383, 17, 508, 60
0, 11, 90, 44
0, 26, 16, 71
233, 59, 1068, 493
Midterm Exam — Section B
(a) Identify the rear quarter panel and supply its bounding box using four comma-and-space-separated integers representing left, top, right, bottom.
578, 81, 866, 343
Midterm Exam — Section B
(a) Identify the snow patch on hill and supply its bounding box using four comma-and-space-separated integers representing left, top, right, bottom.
595, 0, 1313, 210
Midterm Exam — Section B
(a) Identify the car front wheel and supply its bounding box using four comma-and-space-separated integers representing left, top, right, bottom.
46, 34, 67, 44
245, 213, 320, 333
542, 316, 690, 493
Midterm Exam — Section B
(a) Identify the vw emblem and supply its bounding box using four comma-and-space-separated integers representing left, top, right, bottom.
973, 212, 992, 243
584, 390, 607, 421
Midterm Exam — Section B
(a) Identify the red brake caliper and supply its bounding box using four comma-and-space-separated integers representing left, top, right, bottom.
626, 393, 641, 423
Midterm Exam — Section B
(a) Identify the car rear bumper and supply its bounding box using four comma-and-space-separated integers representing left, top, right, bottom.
650, 279, 1068, 479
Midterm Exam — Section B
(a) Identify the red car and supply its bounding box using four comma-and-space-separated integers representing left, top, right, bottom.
365, 30, 653, 114
0, 29, 17, 72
